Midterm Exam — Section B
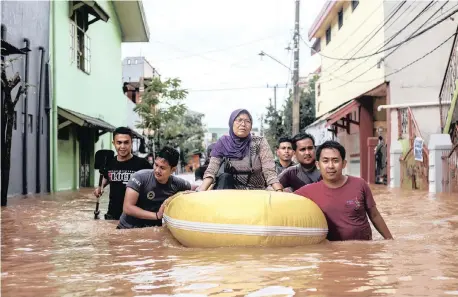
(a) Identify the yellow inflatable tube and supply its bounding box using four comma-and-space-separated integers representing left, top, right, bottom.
164, 190, 328, 248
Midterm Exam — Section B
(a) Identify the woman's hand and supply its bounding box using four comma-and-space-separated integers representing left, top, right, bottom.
271, 182, 284, 192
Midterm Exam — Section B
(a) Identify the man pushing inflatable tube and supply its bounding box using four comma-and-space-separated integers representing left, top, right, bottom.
163, 190, 328, 248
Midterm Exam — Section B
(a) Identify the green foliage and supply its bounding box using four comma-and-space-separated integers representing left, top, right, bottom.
263, 102, 286, 150
161, 111, 205, 160
264, 75, 318, 150
134, 76, 188, 133
133, 76, 205, 161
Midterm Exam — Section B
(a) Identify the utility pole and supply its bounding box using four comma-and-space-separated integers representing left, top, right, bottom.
292, 0, 300, 135
267, 84, 278, 110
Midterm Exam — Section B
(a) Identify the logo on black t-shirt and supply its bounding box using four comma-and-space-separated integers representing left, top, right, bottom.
147, 191, 155, 200
108, 170, 136, 184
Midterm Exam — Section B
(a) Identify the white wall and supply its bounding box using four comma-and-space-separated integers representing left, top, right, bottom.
383, 1, 458, 145
304, 119, 335, 146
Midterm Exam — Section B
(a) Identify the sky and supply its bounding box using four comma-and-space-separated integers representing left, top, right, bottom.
122, 0, 326, 129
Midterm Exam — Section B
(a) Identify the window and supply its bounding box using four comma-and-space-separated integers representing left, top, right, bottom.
326, 27, 331, 44
134, 59, 138, 64
311, 38, 321, 55
127, 59, 131, 65
338, 9, 343, 29
352, 0, 359, 11
70, 8, 91, 74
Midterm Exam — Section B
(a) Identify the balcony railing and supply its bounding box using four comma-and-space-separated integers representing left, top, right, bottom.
439, 25, 458, 132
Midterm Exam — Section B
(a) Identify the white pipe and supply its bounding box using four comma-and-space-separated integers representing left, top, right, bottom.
377, 102, 443, 112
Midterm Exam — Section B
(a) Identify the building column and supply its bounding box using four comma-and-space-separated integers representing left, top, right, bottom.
389, 140, 402, 188
367, 137, 378, 184
428, 134, 453, 193
359, 103, 372, 182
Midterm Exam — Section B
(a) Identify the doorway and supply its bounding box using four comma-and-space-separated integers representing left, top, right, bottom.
79, 127, 93, 187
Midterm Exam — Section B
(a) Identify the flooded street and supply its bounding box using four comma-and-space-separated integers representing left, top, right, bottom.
2, 182, 458, 297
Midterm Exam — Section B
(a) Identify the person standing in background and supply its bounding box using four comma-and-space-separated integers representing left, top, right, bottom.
275, 137, 295, 175
93, 127, 152, 220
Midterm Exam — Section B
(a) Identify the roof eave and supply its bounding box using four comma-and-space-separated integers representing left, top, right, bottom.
307, 1, 337, 41
113, 0, 150, 43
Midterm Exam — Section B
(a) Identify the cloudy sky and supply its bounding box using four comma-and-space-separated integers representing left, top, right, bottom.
122, 0, 325, 129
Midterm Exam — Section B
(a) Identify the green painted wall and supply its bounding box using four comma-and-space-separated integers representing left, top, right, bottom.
51, 1, 128, 191
57, 127, 79, 190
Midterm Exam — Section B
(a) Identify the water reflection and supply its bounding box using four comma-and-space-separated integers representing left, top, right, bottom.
2, 186, 458, 297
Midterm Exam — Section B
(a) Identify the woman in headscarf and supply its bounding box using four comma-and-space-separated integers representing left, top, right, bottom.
197, 109, 283, 191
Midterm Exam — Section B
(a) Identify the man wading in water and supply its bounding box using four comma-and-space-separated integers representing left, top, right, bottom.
278, 133, 321, 192
295, 140, 393, 241
117, 146, 191, 229
275, 137, 295, 175
93, 127, 152, 220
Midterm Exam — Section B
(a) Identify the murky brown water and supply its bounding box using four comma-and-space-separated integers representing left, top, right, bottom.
2, 184, 458, 297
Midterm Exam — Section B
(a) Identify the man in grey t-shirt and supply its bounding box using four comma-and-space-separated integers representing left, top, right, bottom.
117, 147, 191, 229
279, 133, 321, 192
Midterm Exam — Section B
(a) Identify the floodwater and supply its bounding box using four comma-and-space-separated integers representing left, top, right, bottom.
1, 178, 458, 297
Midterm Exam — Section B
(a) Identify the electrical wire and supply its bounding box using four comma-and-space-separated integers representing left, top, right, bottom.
334, 32, 457, 84
302, 0, 413, 82
329, 0, 450, 90
187, 85, 288, 92
304, 1, 435, 62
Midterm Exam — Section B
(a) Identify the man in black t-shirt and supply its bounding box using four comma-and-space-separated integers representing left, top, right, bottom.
93, 127, 151, 220
117, 146, 191, 229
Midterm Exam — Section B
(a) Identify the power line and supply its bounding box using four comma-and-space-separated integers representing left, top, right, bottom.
156, 33, 287, 62
322, 1, 411, 75
379, 1, 436, 52
314, 0, 457, 65
340, 1, 455, 59
187, 84, 288, 92
331, 33, 456, 84
302, 1, 412, 81
318, 0, 450, 86
317, 1, 437, 84
304, 1, 385, 60
329, 1, 450, 90
303, 1, 435, 62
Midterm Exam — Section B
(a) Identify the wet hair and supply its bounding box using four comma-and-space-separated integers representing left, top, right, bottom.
316, 140, 346, 161
156, 146, 180, 167
113, 127, 133, 140
277, 137, 292, 148
291, 133, 315, 150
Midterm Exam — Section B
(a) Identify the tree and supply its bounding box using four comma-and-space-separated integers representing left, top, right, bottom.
1, 57, 28, 206
263, 99, 286, 150
281, 75, 318, 138
162, 110, 205, 156
134, 76, 188, 152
